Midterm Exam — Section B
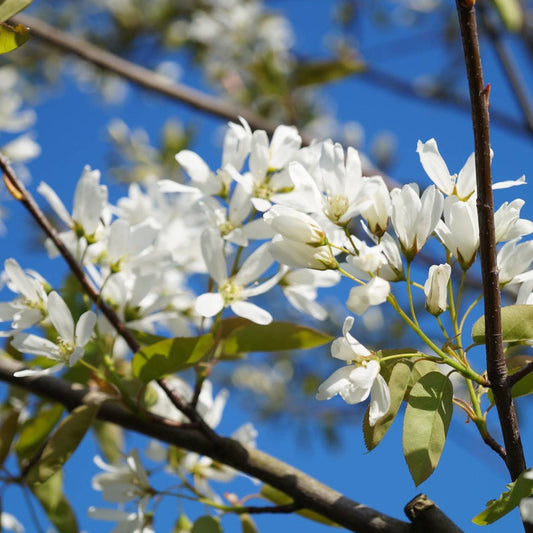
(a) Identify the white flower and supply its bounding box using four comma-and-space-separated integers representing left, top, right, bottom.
0, 258, 48, 331
269, 235, 337, 271
346, 241, 387, 274
88, 504, 154, 533
498, 239, 533, 285
494, 199, 533, 243
436, 196, 479, 269
375, 233, 404, 281
1, 513, 24, 533
391, 184, 443, 260
195, 229, 279, 324
361, 176, 391, 237
12, 291, 96, 377
264, 205, 326, 245
38, 165, 108, 239
316, 316, 390, 426
417, 138, 525, 199
92, 450, 152, 504
281, 269, 340, 320
424, 264, 451, 315
346, 277, 390, 315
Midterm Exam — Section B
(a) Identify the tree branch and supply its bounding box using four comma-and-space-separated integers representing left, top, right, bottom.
0, 354, 414, 533
455, 0, 528, 496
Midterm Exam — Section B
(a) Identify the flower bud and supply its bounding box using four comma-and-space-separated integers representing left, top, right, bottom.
424, 264, 451, 315
270, 235, 337, 270
264, 205, 326, 246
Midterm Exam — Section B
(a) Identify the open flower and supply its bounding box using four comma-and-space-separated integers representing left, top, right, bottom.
195, 228, 280, 324
316, 316, 390, 426
346, 276, 390, 315
11, 291, 96, 377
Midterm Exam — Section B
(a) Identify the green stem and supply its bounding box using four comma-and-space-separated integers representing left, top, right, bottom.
406, 262, 419, 327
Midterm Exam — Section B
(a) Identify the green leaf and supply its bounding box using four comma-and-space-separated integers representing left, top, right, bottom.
473, 469, 533, 525
472, 305, 533, 343
491, 0, 523, 32
403, 372, 453, 486
408, 359, 439, 390
173, 513, 193, 533
27, 404, 99, 485
0, 22, 28, 54
292, 56, 366, 88
240, 514, 258, 533
15, 403, 64, 460
191, 516, 223, 533
132, 334, 214, 383
364, 360, 411, 451
0, 0, 33, 22
31, 471, 78, 533
0, 409, 19, 468
131, 329, 167, 346
223, 322, 332, 356
260, 484, 339, 526
93, 420, 124, 464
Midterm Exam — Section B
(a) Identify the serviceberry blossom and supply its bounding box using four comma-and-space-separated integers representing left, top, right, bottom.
269, 235, 337, 271
12, 291, 96, 377
497, 239, 533, 286
417, 138, 525, 199
346, 277, 391, 316
264, 205, 327, 245
0, 259, 49, 332
195, 228, 280, 324
391, 183, 443, 260
424, 264, 451, 316
316, 316, 390, 426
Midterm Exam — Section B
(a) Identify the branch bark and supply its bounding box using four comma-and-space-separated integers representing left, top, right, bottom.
455, 0, 529, 510
0, 354, 413, 533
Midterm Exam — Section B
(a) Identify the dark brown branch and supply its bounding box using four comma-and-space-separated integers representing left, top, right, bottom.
481, 429, 508, 464
478, 4, 533, 135
508, 361, 533, 387
456, 0, 528, 490
404, 494, 464, 533
230, 503, 302, 515
0, 355, 412, 533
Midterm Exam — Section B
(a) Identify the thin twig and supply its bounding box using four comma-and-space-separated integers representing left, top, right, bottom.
0, 154, 215, 439
508, 361, 533, 387
455, 0, 527, 488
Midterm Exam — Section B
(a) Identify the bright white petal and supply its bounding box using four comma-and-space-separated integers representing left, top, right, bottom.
195, 293, 224, 317
75, 310, 96, 347
48, 292, 75, 343
369, 374, 391, 426
230, 301, 272, 325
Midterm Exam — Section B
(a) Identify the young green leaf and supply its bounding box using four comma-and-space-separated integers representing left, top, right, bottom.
93, 420, 124, 464
472, 305, 533, 344
260, 484, 339, 526
31, 471, 78, 533
0, 22, 29, 54
473, 469, 533, 525
403, 372, 453, 486
0, 409, 19, 468
132, 334, 214, 383
291, 56, 365, 88
27, 404, 99, 485
0, 0, 33, 22
223, 322, 332, 356
15, 403, 63, 460
491, 0, 523, 32
363, 360, 412, 451
240, 514, 259, 533
191, 516, 223, 533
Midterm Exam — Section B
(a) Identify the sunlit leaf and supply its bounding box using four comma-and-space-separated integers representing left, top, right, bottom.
260, 484, 339, 526
132, 334, 214, 383
0, 0, 33, 22
191, 516, 223, 533
240, 514, 258, 533
0, 22, 29, 54
291, 56, 366, 88
0, 409, 19, 468
27, 404, 99, 485
472, 305, 533, 343
491, 0, 523, 32
403, 372, 453, 486
32, 471, 78, 533
174, 513, 193, 532
15, 403, 63, 460
223, 322, 332, 356
473, 469, 533, 524
93, 420, 123, 464
364, 360, 411, 451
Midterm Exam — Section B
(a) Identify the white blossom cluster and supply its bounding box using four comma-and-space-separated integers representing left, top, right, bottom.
3, 117, 533, 528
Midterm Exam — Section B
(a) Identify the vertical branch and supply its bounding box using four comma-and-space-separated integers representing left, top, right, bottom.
455, 1, 527, 482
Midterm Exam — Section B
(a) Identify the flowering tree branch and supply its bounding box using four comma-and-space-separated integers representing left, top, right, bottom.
455, 0, 527, 486
0, 354, 465, 533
